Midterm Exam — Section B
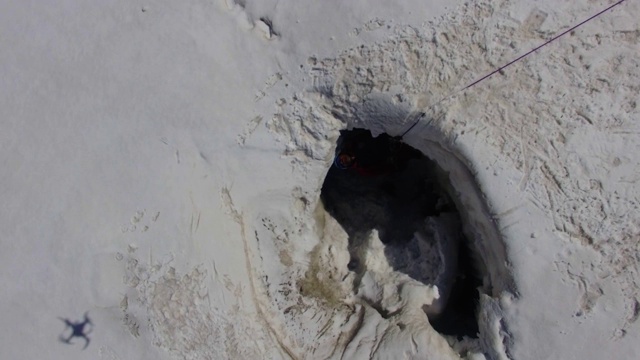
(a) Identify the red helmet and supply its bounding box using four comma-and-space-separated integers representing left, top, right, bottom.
335, 153, 355, 169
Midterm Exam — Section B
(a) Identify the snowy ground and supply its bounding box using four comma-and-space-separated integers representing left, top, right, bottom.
1, 0, 639, 359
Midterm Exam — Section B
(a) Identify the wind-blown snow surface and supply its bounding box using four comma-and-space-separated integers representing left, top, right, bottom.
1, 0, 639, 359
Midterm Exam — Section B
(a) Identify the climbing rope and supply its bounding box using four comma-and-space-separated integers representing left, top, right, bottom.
400, 0, 628, 137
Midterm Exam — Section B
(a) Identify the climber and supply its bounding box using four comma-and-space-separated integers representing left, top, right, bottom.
333, 129, 418, 176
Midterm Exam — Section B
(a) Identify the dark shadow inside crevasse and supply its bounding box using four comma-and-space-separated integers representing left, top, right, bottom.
429, 238, 482, 339
320, 128, 481, 339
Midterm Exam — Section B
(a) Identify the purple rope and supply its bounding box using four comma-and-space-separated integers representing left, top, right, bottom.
461, 0, 627, 91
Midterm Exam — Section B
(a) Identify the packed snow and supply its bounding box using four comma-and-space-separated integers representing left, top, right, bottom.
1, 0, 639, 359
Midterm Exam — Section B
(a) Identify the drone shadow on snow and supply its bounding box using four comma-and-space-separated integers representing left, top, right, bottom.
58, 312, 93, 350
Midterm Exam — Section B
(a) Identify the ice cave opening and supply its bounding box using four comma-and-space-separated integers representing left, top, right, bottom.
320, 128, 483, 339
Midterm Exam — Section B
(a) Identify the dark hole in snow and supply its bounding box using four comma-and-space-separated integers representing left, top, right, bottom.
320, 128, 481, 339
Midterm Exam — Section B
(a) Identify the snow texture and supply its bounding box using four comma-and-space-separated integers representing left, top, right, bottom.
1, 0, 639, 359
